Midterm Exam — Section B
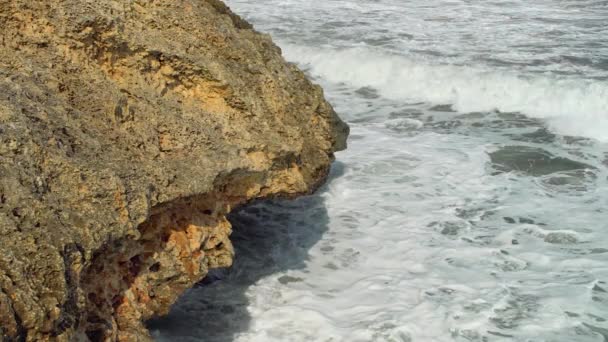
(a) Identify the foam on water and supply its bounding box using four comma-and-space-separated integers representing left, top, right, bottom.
282, 44, 608, 142
152, 0, 608, 341
152, 122, 608, 341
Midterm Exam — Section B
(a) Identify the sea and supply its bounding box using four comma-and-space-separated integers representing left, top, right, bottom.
150, 1, 608, 341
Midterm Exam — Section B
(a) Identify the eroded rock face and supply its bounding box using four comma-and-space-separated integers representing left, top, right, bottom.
0, 1, 348, 340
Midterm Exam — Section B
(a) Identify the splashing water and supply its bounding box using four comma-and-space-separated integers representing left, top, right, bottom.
151, 1, 608, 341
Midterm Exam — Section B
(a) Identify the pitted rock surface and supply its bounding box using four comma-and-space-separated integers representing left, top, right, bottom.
0, 1, 348, 340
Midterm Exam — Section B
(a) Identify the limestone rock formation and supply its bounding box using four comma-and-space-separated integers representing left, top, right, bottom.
0, 1, 348, 340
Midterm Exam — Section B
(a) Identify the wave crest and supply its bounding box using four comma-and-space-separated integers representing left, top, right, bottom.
282, 44, 608, 142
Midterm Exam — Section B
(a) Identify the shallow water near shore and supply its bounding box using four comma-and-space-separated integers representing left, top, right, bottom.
151, 0, 608, 341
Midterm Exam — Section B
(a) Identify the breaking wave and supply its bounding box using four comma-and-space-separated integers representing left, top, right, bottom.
283, 44, 608, 142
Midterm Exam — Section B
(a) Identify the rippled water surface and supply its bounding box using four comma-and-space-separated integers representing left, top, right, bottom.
151, 1, 608, 341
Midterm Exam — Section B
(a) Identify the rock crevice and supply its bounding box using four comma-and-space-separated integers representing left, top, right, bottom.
0, 0, 348, 340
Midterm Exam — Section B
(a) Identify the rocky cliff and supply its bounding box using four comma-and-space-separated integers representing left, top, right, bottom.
0, 1, 348, 340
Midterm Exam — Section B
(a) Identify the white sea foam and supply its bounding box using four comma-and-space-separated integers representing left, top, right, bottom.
152, 125, 608, 341
282, 44, 608, 142
152, 0, 608, 341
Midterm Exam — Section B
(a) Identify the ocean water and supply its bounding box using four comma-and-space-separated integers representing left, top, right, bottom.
150, 1, 608, 341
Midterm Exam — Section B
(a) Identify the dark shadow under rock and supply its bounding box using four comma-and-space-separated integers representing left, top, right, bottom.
146, 162, 345, 341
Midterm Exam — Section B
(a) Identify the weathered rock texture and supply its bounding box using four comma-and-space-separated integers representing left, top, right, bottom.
0, 0, 348, 340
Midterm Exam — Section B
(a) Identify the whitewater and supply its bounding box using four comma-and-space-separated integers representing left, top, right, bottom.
151, 0, 608, 341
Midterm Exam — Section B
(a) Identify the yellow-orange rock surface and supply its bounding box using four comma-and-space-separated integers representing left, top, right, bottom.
0, 0, 348, 340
